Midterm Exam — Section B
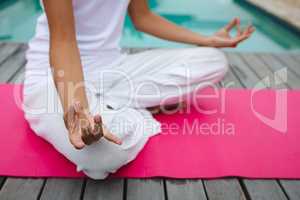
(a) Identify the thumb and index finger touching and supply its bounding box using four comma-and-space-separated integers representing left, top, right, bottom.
72, 102, 122, 146
225, 17, 255, 46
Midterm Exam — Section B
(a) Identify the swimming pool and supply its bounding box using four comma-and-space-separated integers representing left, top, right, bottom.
1, 0, 300, 52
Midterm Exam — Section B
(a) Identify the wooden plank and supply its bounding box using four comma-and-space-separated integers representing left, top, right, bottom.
226, 53, 264, 88
165, 179, 207, 200
0, 45, 27, 83
258, 53, 300, 89
274, 54, 300, 78
0, 178, 45, 200
279, 180, 300, 200
83, 179, 124, 200
127, 179, 165, 200
9, 65, 25, 83
0, 43, 22, 65
204, 179, 246, 200
242, 180, 287, 200
40, 179, 84, 200
0, 43, 5, 48
239, 53, 288, 89
290, 54, 300, 68
220, 64, 243, 88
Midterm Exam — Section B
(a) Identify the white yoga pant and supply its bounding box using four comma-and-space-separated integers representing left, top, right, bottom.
23, 47, 228, 179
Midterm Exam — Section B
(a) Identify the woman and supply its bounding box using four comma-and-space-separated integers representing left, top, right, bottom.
23, 0, 254, 179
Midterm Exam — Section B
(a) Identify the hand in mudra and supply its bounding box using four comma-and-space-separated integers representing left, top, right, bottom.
64, 101, 122, 149
211, 17, 255, 48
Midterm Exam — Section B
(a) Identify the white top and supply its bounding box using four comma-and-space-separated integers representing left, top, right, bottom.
26, 0, 130, 68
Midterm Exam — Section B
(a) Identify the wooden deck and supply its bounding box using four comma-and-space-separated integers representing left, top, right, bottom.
0, 42, 300, 200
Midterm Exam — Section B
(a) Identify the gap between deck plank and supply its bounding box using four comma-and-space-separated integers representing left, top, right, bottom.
258, 53, 300, 88
0, 42, 22, 66
273, 54, 300, 79
239, 53, 289, 89
0, 45, 27, 83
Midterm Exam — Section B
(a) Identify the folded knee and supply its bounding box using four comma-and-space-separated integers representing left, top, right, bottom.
196, 47, 228, 76
179, 47, 228, 84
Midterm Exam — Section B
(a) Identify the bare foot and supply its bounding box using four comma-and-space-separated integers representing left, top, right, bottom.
147, 102, 187, 114
147, 106, 161, 114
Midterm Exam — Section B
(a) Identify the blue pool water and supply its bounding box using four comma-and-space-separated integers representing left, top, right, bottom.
1, 0, 300, 52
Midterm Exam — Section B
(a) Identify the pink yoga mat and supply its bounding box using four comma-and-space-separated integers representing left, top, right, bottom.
1, 84, 300, 178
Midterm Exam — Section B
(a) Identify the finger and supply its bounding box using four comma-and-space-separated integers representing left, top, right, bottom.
232, 34, 249, 46
92, 115, 103, 138
69, 134, 85, 150
244, 25, 252, 34
69, 116, 77, 136
92, 123, 103, 140
71, 130, 85, 150
73, 101, 82, 114
236, 18, 242, 36
80, 115, 99, 143
69, 118, 85, 150
87, 115, 95, 132
70, 114, 79, 134
79, 117, 90, 131
248, 25, 255, 34
104, 132, 122, 145
237, 25, 254, 40
225, 17, 238, 31
87, 123, 102, 141
94, 115, 102, 130
82, 116, 101, 144
243, 25, 255, 36
212, 36, 237, 48
64, 105, 77, 130
81, 127, 94, 145
81, 125, 88, 138
94, 115, 102, 125
67, 109, 79, 134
